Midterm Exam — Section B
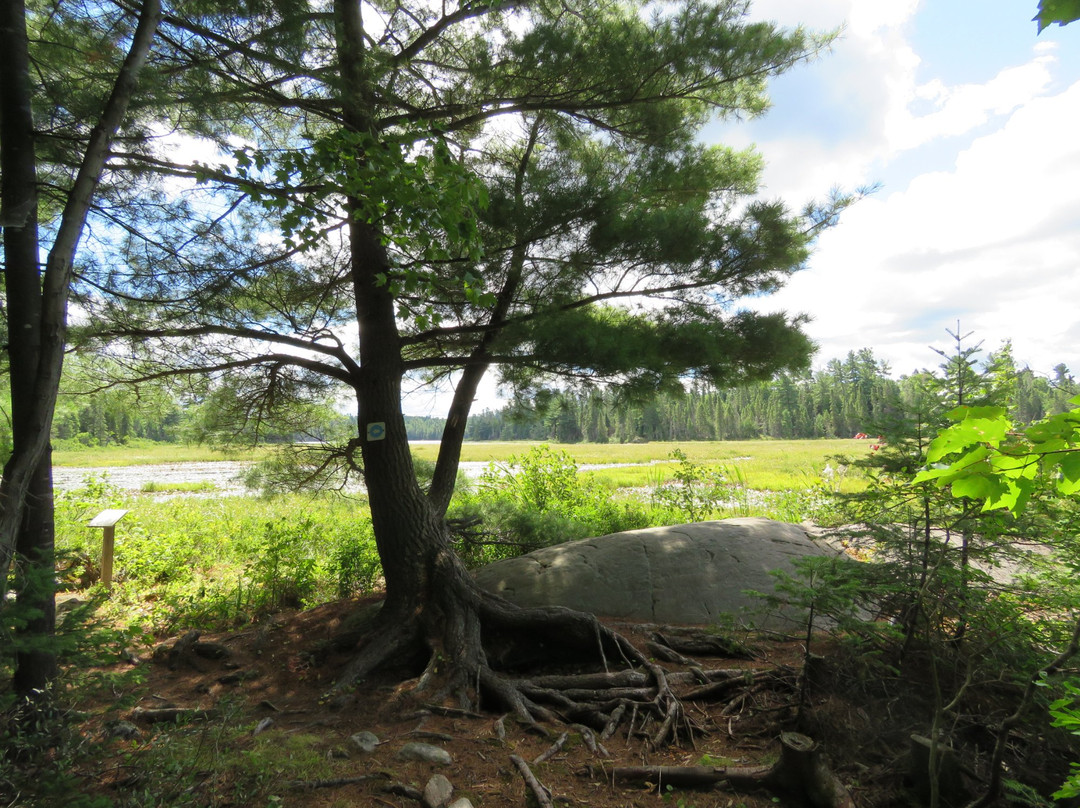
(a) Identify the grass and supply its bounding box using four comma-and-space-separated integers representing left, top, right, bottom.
52, 442, 269, 467
53, 438, 871, 494
55, 438, 870, 470
41, 438, 868, 635
435, 439, 871, 493
410, 437, 867, 466
140, 480, 219, 493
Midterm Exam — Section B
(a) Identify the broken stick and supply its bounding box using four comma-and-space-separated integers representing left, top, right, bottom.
510, 753, 555, 808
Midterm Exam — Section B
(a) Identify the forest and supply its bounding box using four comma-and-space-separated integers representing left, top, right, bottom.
6, 344, 1074, 454
422, 346, 1079, 443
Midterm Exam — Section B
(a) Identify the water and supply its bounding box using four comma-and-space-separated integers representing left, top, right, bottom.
53, 461, 254, 496
52, 458, 673, 497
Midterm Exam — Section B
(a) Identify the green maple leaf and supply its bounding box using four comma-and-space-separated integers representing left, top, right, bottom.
1036, 0, 1080, 31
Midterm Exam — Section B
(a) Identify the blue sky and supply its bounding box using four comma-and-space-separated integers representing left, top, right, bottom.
397, 1, 1080, 414
712, 0, 1080, 379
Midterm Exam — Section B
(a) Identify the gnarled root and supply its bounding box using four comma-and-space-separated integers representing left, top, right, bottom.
327, 586, 690, 745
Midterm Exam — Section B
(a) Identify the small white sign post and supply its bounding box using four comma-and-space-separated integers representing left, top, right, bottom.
88, 509, 129, 590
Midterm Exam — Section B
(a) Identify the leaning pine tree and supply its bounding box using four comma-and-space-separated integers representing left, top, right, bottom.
84, 0, 848, 736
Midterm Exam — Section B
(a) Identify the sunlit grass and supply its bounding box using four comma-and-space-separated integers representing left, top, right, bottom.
412, 438, 867, 466
414, 439, 872, 492
52, 442, 270, 467
55, 438, 874, 491
140, 480, 220, 493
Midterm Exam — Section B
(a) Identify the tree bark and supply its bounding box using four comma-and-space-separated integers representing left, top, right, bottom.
0, 0, 161, 697
327, 2, 684, 739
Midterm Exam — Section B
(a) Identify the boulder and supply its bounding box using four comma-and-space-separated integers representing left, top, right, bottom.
474, 517, 844, 629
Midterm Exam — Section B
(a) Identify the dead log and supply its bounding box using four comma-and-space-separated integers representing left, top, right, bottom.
613, 765, 730, 788
612, 732, 854, 808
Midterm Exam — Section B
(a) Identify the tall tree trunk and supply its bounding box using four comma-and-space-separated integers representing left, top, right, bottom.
0, 0, 58, 696
0, 0, 161, 698
328, 3, 678, 738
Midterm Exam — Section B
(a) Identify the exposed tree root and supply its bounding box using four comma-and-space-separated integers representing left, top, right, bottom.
327, 586, 695, 746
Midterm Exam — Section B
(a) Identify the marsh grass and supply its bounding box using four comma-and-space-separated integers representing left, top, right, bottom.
53, 442, 268, 467
411, 438, 865, 467
140, 480, 219, 493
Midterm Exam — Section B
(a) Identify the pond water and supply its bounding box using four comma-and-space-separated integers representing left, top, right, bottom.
52, 461, 256, 496
52, 458, 673, 497
52, 460, 498, 497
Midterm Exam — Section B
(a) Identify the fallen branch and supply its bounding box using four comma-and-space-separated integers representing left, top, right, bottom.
131, 707, 216, 724
511, 753, 555, 808
289, 774, 388, 791
681, 669, 794, 702
533, 731, 569, 764
613, 732, 854, 808
383, 782, 424, 801
572, 723, 609, 757
600, 703, 625, 740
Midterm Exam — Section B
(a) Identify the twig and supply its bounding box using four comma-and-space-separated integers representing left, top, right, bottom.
533, 731, 569, 764
510, 754, 555, 808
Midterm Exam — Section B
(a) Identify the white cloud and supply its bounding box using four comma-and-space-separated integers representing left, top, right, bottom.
847, 0, 920, 35
886, 51, 1056, 152
751, 78, 1080, 376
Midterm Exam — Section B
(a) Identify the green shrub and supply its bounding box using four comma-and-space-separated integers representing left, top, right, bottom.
450, 445, 653, 563
327, 520, 383, 597
651, 448, 730, 521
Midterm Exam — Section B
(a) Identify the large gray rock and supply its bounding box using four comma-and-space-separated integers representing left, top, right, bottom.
474, 518, 844, 630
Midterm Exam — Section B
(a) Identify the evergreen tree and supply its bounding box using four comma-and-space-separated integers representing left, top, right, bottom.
78, 0, 840, 721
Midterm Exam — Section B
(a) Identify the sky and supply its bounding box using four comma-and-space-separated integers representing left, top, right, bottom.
709, 0, 1080, 380
406, 0, 1080, 415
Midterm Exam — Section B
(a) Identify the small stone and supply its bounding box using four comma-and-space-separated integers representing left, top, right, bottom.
447, 799, 475, 808
108, 720, 141, 740
252, 717, 274, 736
396, 741, 452, 765
349, 731, 380, 754
422, 773, 454, 808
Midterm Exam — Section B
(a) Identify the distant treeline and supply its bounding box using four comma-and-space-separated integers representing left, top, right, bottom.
411, 347, 1078, 443
15, 346, 1075, 450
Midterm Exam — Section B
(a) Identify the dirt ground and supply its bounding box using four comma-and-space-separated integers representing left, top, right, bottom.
67, 598, 1060, 808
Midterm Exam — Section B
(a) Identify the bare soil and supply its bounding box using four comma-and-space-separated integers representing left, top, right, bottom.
67, 598, 1066, 808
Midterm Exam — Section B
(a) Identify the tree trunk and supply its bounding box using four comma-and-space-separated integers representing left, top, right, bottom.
1, 0, 161, 699
1, 0, 59, 697
327, 1, 681, 736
